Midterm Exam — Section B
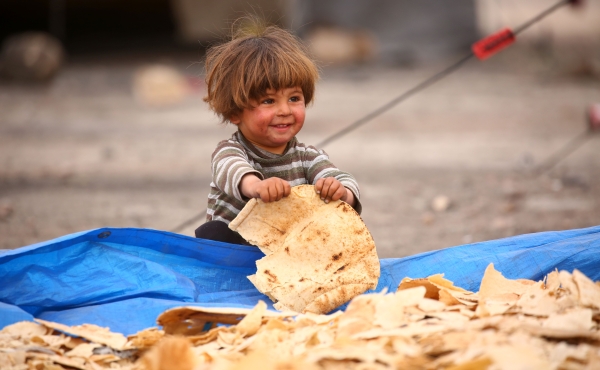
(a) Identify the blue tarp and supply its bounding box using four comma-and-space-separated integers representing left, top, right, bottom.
1, 225, 599, 335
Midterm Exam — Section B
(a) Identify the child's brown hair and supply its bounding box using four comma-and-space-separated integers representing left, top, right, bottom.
203, 18, 319, 123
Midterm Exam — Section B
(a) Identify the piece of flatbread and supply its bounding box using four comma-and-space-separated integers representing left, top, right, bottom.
157, 304, 295, 335
229, 185, 380, 314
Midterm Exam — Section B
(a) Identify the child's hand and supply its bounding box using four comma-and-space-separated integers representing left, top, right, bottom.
315, 177, 355, 206
240, 175, 291, 203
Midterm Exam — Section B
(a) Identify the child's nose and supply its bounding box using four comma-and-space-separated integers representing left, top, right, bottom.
276, 101, 292, 115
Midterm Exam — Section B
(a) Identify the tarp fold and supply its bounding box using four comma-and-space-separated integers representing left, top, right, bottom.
1, 226, 599, 335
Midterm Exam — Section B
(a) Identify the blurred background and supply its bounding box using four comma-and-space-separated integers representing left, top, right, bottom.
0, 0, 599, 257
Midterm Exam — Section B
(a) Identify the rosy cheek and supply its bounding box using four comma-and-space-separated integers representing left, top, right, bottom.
258, 113, 273, 127
293, 107, 306, 123
256, 109, 273, 121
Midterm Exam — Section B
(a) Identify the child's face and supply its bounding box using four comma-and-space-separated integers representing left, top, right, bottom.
230, 87, 305, 154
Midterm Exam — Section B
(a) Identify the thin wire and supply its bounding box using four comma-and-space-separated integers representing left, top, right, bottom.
513, 0, 570, 35
316, 53, 474, 148
531, 130, 594, 177
171, 211, 206, 234
318, 0, 569, 149
170, 0, 572, 234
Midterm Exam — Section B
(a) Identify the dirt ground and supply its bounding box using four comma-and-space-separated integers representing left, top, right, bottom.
0, 47, 599, 258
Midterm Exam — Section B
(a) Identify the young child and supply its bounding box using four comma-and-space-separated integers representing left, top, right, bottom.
195, 20, 362, 244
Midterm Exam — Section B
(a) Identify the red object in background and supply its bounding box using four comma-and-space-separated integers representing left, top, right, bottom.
569, 0, 584, 7
472, 28, 516, 60
589, 104, 600, 131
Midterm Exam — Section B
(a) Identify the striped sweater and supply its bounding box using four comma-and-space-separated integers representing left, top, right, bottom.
206, 131, 361, 224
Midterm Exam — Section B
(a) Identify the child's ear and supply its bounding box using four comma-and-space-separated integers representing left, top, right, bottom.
229, 112, 241, 125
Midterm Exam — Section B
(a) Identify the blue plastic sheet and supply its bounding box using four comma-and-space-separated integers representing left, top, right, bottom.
1, 226, 599, 335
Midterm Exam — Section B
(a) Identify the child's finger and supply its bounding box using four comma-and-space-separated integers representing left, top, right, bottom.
314, 178, 324, 194
282, 181, 291, 198
273, 181, 281, 201
258, 189, 268, 202
267, 182, 276, 202
261, 181, 275, 202
330, 185, 346, 201
319, 179, 332, 200
265, 184, 273, 202
272, 182, 282, 202
327, 182, 344, 202
321, 178, 338, 203
275, 180, 285, 201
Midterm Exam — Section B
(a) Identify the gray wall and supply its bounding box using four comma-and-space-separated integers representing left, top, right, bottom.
293, 0, 478, 64
171, 0, 478, 64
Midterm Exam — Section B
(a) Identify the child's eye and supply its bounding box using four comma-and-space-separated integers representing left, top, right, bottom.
262, 99, 274, 104
289, 96, 302, 102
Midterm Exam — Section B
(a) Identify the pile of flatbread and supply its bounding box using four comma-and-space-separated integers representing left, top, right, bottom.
229, 184, 380, 314
3, 266, 600, 370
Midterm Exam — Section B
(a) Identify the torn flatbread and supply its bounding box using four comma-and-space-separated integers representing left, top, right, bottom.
229, 185, 380, 314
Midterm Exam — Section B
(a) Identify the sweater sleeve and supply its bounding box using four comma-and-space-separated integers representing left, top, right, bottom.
211, 140, 263, 201
303, 146, 362, 214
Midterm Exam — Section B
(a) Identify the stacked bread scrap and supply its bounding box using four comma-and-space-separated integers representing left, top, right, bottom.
1, 264, 599, 370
